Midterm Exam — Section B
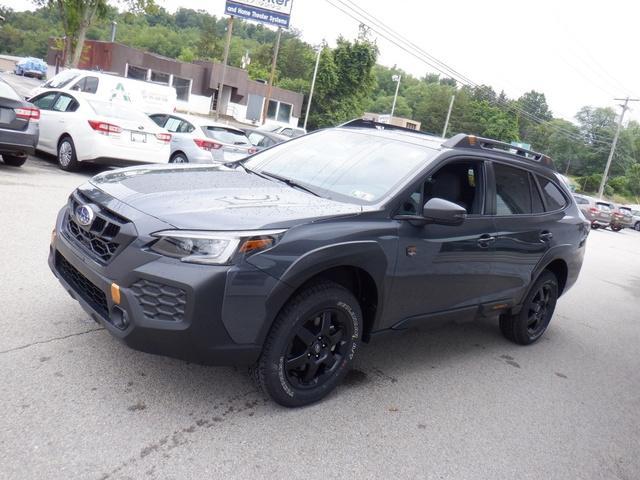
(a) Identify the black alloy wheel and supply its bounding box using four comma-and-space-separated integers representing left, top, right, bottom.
500, 270, 558, 345
525, 283, 554, 338
254, 281, 363, 407
284, 308, 353, 389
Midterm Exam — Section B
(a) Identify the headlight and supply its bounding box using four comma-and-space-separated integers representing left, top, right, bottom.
150, 230, 286, 265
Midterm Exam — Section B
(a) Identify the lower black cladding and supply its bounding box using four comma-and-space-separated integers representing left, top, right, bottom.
55, 252, 108, 319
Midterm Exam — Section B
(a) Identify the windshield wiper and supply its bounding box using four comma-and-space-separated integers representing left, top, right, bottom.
232, 162, 271, 181
261, 172, 321, 198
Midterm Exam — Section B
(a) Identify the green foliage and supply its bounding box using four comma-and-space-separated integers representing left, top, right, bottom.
2, 5, 640, 202
306, 37, 378, 130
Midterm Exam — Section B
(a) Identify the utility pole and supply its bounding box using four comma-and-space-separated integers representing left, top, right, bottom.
303, 44, 322, 131
390, 74, 401, 118
442, 95, 456, 138
262, 27, 283, 125
215, 15, 234, 119
598, 97, 640, 198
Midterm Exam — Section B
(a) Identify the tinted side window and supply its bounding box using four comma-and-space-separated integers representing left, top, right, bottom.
83, 77, 99, 94
537, 176, 567, 211
149, 114, 168, 127
494, 163, 532, 215
31, 92, 58, 110
52, 94, 77, 112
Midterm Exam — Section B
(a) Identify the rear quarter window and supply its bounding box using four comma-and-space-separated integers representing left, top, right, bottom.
537, 175, 567, 211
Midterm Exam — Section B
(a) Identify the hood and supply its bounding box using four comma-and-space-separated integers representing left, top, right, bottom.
89, 164, 362, 230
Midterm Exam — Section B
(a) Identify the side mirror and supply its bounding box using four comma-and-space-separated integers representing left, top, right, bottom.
423, 198, 467, 226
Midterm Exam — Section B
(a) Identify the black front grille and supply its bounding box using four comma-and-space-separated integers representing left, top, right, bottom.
66, 216, 120, 262
131, 279, 187, 322
64, 191, 130, 263
56, 253, 108, 319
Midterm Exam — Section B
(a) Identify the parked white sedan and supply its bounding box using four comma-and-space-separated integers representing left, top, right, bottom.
29, 89, 171, 171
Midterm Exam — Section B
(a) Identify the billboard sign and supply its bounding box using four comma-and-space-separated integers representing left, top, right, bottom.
225, 0, 293, 29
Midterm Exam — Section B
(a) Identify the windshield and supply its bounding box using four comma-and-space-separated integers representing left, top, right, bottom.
619, 207, 631, 214
44, 71, 80, 89
243, 129, 434, 203
203, 126, 250, 145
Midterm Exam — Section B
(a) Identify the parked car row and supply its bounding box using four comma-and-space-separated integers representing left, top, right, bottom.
573, 194, 637, 232
1, 71, 296, 170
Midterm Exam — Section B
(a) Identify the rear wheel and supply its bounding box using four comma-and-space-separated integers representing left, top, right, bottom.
591, 223, 599, 230
635, 222, 640, 232
500, 271, 558, 345
611, 225, 622, 232
57, 136, 79, 171
2, 154, 27, 167
170, 152, 188, 164
255, 281, 363, 407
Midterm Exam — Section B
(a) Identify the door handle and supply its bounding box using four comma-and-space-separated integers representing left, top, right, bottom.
540, 231, 554, 242
477, 234, 496, 248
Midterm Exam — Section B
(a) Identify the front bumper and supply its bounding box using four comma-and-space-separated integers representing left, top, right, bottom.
48, 203, 286, 365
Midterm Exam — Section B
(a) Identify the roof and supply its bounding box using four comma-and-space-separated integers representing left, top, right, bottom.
170, 112, 245, 132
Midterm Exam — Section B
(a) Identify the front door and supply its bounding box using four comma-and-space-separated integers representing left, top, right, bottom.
388, 159, 497, 326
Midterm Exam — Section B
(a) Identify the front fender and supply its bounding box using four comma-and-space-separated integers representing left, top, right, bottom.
252, 240, 390, 346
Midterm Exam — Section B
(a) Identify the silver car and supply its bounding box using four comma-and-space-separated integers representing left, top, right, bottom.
149, 112, 256, 163
573, 194, 612, 229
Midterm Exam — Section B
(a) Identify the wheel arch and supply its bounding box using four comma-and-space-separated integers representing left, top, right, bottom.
170, 150, 187, 161
543, 258, 568, 296
261, 241, 388, 344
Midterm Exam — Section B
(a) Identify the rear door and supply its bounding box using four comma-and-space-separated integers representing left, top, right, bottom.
489, 163, 568, 304
488, 163, 552, 304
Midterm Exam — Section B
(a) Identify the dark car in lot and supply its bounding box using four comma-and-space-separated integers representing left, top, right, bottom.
243, 127, 289, 151
0, 78, 40, 167
49, 120, 588, 407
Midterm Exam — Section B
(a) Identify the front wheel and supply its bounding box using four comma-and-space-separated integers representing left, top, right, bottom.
635, 223, 640, 232
255, 281, 363, 407
611, 225, 622, 232
57, 136, 79, 171
500, 271, 558, 345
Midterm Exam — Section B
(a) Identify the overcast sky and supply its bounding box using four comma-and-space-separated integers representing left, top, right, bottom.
8, 0, 640, 123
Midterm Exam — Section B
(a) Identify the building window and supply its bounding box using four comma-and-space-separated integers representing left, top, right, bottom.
150, 71, 170, 85
126, 65, 148, 81
277, 102, 292, 123
267, 100, 292, 123
172, 76, 191, 102
267, 100, 278, 120
405, 122, 418, 130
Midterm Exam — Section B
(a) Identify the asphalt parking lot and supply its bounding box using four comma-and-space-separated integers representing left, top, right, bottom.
1, 155, 639, 480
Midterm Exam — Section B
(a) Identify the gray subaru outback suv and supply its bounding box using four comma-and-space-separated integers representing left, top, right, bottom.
49, 120, 588, 407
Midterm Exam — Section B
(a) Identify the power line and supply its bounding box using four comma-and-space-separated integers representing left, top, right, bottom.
324, 0, 614, 147
333, 0, 615, 146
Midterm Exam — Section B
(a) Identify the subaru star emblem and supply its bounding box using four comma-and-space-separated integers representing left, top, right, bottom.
75, 205, 95, 227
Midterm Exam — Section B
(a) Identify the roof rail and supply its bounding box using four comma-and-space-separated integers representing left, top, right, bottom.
443, 134, 555, 169
339, 118, 437, 137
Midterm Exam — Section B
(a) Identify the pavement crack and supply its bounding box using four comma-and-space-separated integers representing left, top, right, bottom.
0, 327, 105, 355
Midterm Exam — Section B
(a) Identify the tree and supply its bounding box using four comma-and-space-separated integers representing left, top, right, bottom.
307, 36, 378, 129
517, 90, 552, 141
34, 0, 156, 67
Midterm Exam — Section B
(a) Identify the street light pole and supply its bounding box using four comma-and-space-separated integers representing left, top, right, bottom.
442, 95, 456, 138
303, 45, 322, 131
390, 74, 401, 118
598, 97, 640, 198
